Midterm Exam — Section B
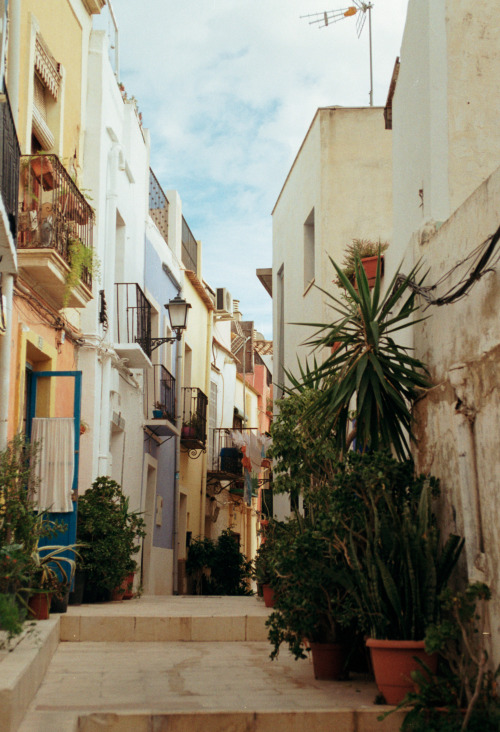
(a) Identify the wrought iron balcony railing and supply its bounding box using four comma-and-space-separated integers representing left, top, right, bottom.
208, 427, 263, 477
181, 387, 207, 448
147, 363, 175, 423
18, 154, 94, 288
149, 168, 169, 244
0, 88, 20, 240
181, 216, 198, 276
115, 282, 152, 360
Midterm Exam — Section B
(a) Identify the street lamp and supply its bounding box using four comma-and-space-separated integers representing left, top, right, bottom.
166, 294, 191, 338
149, 295, 191, 351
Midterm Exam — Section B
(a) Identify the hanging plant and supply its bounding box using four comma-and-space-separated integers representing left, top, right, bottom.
63, 239, 101, 307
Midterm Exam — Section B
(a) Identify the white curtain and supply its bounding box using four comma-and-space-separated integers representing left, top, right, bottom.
31, 418, 75, 513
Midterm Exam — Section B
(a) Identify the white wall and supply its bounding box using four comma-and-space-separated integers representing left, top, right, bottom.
272, 106, 393, 390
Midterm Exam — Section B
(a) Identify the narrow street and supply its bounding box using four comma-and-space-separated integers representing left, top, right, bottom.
4, 596, 404, 732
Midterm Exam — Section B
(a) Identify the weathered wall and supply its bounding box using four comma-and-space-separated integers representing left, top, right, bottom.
411, 164, 500, 665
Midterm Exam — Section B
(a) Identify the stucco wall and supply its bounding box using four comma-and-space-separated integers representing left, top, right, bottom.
392, 0, 500, 256
410, 164, 500, 666
272, 107, 392, 387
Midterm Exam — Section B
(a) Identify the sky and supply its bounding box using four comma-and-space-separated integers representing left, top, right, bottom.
100, 1, 409, 339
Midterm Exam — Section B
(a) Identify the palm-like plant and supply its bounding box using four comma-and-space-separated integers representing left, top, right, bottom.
291, 253, 431, 461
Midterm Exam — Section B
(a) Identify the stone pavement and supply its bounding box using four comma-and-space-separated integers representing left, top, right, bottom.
12, 596, 404, 732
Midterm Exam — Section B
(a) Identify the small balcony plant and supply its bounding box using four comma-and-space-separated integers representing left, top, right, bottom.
337, 238, 388, 287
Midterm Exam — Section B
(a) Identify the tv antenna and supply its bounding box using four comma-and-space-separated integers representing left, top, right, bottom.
301, 2, 374, 106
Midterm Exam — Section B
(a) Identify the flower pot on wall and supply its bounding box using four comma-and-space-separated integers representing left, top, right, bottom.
310, 642, 346, 680
361, 255, 384, 288
366, 638, 438, 705
153, 409, 163, 419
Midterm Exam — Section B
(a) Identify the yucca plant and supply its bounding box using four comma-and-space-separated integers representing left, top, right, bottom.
292, 253, 431, 460
345, 472, 464, 640
29, 543, 81, 595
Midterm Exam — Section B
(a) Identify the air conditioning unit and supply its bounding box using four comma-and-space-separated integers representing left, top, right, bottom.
216, 287, 233, 317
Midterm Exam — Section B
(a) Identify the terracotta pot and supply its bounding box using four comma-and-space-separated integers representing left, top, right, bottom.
310, 642, 346, 680
28, 592, 51, 620
111, 587, 125, 602
361, 255, 384, 288
262, 583, 275, 608
30, 157, 55, 191
366, 638, 438, 705
122, 572, 135, 600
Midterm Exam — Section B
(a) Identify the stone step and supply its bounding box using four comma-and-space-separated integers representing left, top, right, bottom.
60, 595, 270, 642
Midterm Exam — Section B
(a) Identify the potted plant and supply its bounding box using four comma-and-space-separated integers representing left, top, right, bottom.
337, 238, 389, 288
342, 453, 464, 704
181, 414, 199, 439
253, 540, 275, 606
29, 154, 55, 191
76, 476, 146, 603
384, 583, 500, 730
153, 402, 164, 419
27, 543, 80, 619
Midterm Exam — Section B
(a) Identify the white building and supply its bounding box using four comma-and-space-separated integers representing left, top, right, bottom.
387, 0, 500, 665
271, 106, 393, 398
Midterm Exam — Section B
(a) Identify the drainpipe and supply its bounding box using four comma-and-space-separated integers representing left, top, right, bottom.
0, 0, 21, 450
199, 306, 213, 539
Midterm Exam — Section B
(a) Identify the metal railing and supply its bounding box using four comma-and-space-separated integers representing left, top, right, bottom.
149, 168, 169, 244
115, 282, 152, 358
181, 387, 207, 446
181, 216, 198, 275
146, 363, 175, 422
0, 88, 20, 239
18, 154, 94, 288
208, 427, 262, 475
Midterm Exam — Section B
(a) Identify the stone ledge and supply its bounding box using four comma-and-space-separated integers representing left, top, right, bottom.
78, 710, 405, 732
0, 619, 59, 732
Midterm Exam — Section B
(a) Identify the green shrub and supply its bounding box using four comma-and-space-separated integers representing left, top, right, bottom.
186, 530, 252, 596
76, 476, 146, 599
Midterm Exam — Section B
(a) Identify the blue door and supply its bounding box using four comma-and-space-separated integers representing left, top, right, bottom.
26, 371, 82, 552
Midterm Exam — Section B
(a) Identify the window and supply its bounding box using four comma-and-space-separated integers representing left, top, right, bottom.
304, 208, 315, 291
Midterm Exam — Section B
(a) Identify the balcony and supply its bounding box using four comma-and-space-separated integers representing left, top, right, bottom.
181, 387, 207, 451
0, 88, 20, 273
114, 282, 152, 369
144, 363, 178, 437
181, 217, 198, 276
208, 428, 264, 485
149, 168, 169, 244
17, 154, 94, 309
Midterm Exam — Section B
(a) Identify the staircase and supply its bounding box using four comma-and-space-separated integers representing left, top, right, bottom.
1, 596, 405, 732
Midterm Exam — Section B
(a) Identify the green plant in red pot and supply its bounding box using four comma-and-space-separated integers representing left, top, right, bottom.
343, 454, 464, 705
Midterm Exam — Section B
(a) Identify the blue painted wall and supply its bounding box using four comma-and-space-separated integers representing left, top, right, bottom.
144, 236, 179, 550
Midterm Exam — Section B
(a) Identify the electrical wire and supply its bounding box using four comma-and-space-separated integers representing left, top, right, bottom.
396, 223, 500, 308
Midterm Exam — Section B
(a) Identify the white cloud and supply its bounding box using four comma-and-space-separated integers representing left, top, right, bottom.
105, 0, 409, 338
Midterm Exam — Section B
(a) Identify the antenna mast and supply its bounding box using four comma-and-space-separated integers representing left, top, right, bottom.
301, 2, 374, 107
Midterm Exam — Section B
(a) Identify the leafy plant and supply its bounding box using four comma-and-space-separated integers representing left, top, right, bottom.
291, 254, 431, 460
265, 509, 357, 663
29, 544, 80, 599
63, 238, 101, 307
186, 530, 252, 596
342, 453, 464, 640
76, 476, 146, 599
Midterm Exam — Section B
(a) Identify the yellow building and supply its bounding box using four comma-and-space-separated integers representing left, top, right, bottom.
4, 0, 104, 541
177, 228, 213, 592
